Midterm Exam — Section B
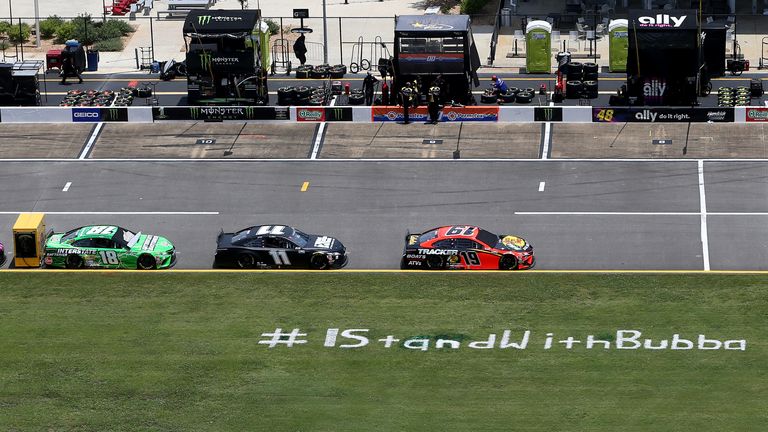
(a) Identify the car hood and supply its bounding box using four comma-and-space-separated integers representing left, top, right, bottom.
129, 234, 174, 253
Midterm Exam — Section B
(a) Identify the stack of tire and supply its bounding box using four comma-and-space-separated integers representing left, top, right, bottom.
735, 86, 751, 106
565, 62, 599, 99
311, 64, 331, 79
348, 89, 365, 105
480, 88, 497, 104
113, 87, 134, 106
59, 89, 117, 107
295, 65, 313, 79
329, 64, 346, 79
516, 87, 535, 104
277, 85, 329, 106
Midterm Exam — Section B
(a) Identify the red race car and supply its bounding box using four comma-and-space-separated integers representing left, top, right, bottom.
401, 225, 535, 270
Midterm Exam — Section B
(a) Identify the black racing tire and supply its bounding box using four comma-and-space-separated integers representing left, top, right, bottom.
348, 93, 365, 105
295, 70, 310, 79
360, 59, 371, 71
310, 253, 329, 270
137, 254, 157, 270
480, 93, 497, 104
349, 62, 359, 74
515, 91, 534, 103
295, 86, 311, 99
426, 255, 444, 270
499, 254, 518, 270
65, 254, 83, 269
236, 253, 256, 269
332, 64, 347, 74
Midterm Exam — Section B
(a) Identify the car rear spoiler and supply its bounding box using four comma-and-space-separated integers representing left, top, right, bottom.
217, 229, 224, 245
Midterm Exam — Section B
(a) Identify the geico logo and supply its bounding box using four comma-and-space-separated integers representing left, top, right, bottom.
74, 112, 100, 118
418, 248, 458, 255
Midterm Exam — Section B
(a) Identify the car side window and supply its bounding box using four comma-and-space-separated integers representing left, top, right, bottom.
263, 237, 284, 249
433, 239, 455, 248
72, 239, 94, 248
91, 238, 116, 249
245, 238, 263, 248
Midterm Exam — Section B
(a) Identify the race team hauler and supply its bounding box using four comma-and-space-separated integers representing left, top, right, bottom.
214, 225, 348, 269
401, 225, 534, 270
392, 15, 481, 105
184, 10, 270, 105
44, 225, 176, 270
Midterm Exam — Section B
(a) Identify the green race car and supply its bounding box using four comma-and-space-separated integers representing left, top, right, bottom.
44, 225, 176, 270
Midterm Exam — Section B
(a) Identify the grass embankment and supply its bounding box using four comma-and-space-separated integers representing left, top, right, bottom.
0, 273, 765, 430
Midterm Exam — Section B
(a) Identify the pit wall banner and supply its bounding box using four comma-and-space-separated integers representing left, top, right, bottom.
744, 107, 768, 122
592, 107, 734, 123
372, 106, 499, 122
152, 106, 291, 121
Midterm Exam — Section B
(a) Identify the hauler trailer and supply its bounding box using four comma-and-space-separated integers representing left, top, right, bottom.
183, 10, 268, 105
393, 14, 481, 104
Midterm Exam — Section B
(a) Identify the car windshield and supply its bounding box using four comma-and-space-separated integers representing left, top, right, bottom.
418, 229, 439, 244
476, 229, 500, 248
288, 230, 309, 248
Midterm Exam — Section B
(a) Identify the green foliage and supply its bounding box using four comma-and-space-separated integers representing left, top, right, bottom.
102, 19, 134, 36
39, 15, 64, 39
0, 21, 11, 37
460, 0, 490, 14
93, 37, 124, 52
264, 18, 279, 36
7, 22, 31, 44
53, 21, 75, 44
52, 16, 133, 47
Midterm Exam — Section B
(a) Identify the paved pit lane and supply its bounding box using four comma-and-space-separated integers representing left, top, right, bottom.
552, 124, 768, 159
91, 123, 318, 158
0, 160, 765, 270
0, 124, 94, 158
320, 123, 541, 159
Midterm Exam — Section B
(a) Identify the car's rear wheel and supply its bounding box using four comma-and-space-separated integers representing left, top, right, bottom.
499, 254, 518, 270
310, 253, 329, 270
426, 255, 443, 270
65, 254, 83, 269
236, 253, 256, 269
137, 254, 156, 270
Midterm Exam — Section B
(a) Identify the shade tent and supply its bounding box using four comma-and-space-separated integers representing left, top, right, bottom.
183, 10, 261, 37
627, 10, 701, 105
394, 15, 471, 36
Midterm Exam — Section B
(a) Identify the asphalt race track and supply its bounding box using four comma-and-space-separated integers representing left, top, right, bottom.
0, 160, 766, 270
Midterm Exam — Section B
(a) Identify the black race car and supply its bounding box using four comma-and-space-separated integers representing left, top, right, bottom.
214, 224, 348, 269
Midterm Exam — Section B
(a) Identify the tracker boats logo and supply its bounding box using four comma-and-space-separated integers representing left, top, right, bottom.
637, 14, 687, 28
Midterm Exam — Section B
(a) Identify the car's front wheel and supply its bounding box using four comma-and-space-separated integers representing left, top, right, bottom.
310, 253, 329, 270
499, 254, 518, 270
65, 254, 83, 269
137, 254, 156, 270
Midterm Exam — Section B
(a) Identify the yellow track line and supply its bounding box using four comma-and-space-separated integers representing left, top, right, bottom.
2, 269, 768, 274
300, 181, 310, 192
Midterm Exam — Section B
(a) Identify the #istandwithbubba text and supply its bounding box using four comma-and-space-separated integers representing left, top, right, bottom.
257, 328, 746, 351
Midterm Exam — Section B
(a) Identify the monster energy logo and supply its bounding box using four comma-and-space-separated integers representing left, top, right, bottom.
103, 108, 121, 121
198, 15, 212, 25
200, 52, 212, 70
189, 106, 257, 120
540, 108, 554, 121
535, 107, 561, 122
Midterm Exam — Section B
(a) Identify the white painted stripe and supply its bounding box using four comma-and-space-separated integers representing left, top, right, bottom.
538, 181, 545, 192
2, 158, 768, 163
698, 160, 710, 271
514, 211, 768, 216
62, 182, 72, 192
541, 101, 553, 159
309, 96, 336, 160
0, 211, 219, 215
78, 122, 104, 159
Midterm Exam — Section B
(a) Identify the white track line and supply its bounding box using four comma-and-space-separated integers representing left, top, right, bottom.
62, 182, 72, 192
514, 211, 768, 216
309, 96, 336, 160
538, 181, 545, 192
4, 158, 767, 163
78, 123, 104, 160
0, 211, 219, 215
541, 101, 553, 159
698, 160, 710, 271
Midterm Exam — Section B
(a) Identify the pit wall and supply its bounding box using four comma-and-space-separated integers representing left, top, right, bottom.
0, 106, 766, 123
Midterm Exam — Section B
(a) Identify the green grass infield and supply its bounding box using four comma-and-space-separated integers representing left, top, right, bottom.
0, 273, 766, 431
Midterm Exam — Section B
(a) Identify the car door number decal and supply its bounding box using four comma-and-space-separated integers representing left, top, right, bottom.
459, 251, 480, 266
269, 250, 291, 265
99, 250, 119, 265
